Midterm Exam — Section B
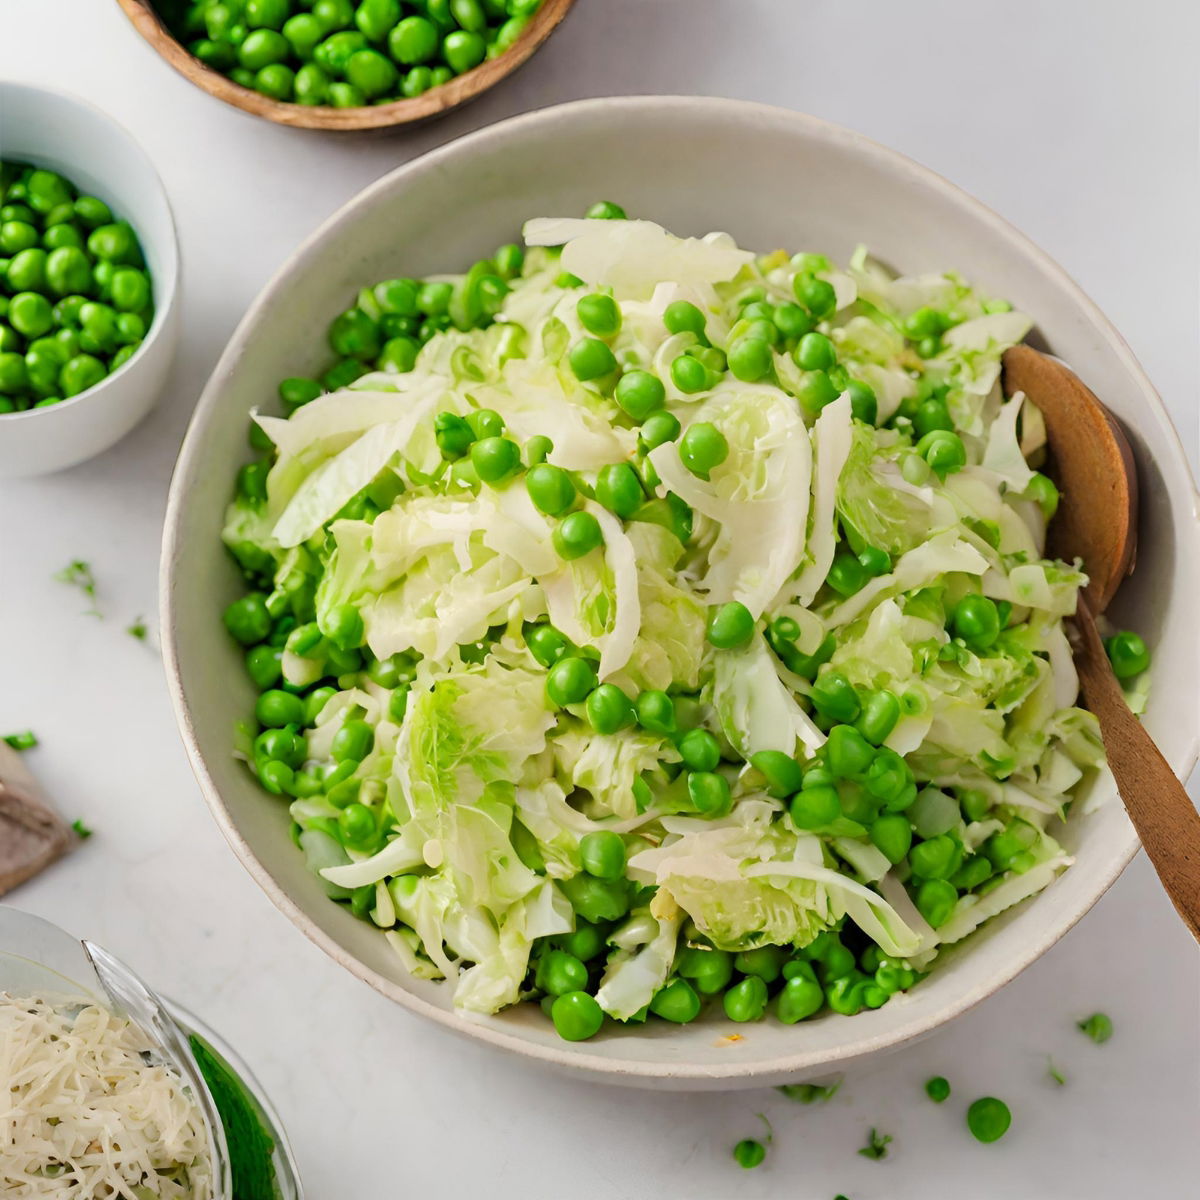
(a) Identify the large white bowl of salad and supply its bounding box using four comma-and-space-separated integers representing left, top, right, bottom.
162, 96, 1200, 1088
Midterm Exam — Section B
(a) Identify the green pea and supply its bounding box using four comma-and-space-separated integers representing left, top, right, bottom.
312, 0, 354, 32
733, 945, 786, 983
575, 292, 620, 339
1104, 630, 1150, 679
468, 435, 520, 484
428, 65, 452, 87
789, 785, 841, 829
550, 990, 604, 1041
525, 622, 570, 668
328, 307, 380, 360
912, 398, 953, 438
792, 273, 835, 317
917, 429, 966, 477
244, 644, 283, 690
915, 878, 958, 927
723, 975, 768, 1023
797, 369, 839, 415
825, 724, 874, 779
279, 13, 323, 59
826, 552, 868, 597
645, 978, 699, 1024
678, 420, 729, 479
903, 306, 946, 340
792, 330, 835, 371
952, 594, 1001, 650
839, 378, 877, 425
428, 410, 470, 459
252, 62, 294, 99
258, 759, 294, 795
561, 872, 630, 923
638, 409, 680, 450
909, 834, 961, 880
747, 750, 801, 798
7, 247, 46, 292
669, 354, 711, 395
634, 689, 675, 735
279, 377, 322, 408
676, 946, 732, 994
1077, 1012, 1113, 1043
863, 748, 914, 807
106, 266, 151, 313
59, 354, 106, 398
613, 369, 664, 420
688, 770, 731, 816
336, 801, 375, 848
869, 813, 913, 865
322, 603, 364, 650
704, 600, 753, 650
385, 14, 437, 64
776, 973, 824, 1023
537, 949, 587, 996
116, 312, 146, 345
397, 66, 431, 96
67, 196, 109, 231
657, 300, 703, 338
559, 920, 606, 962
578, 199, 624, 220
516, 463, 574, 518
854, 690, 900, 747
593, 462, 642, 519
579, 830, 625, 880
811, 670, 860, 723
0, 221, 38, 255
318, 28, 370, 74
585, 683, 633, 735
442, 28, 486, 72
1025, 471, 1060, 519
245, 0, 290, 29
223, 592, 271, 645
26, 170, 73, 215
950, 856, 993, 891
329, 719, 373, 763
235, 26, 290, 69
723, 335, 772, 383
343, 48, 396, 96
24, 348, 60, 392
553, 510, 604, 560
255, 688, 307, 728
0, 350, 29, 393
254, 726, 305, 771
966, 1097, 1012, 1144
679, 728, 721, 773
568, 336, 617, 382
546, 656, 597, 707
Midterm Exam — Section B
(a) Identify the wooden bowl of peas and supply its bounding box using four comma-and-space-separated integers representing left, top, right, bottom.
115, 0, 575, 131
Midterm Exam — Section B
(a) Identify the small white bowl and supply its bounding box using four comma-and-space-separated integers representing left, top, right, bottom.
0, 82, 180, 478
162, 97, 1200, 1090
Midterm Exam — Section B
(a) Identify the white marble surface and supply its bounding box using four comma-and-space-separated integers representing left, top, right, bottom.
3, 1, 1198, 1195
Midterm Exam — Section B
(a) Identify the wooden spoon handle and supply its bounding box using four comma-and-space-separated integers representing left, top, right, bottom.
1072, 602, 1200, 941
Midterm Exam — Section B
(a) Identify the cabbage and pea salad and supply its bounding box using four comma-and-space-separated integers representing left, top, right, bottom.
220, 205, 1111, 1041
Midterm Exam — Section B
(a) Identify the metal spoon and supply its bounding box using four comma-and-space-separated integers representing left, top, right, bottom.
1003, 344, 1200, 940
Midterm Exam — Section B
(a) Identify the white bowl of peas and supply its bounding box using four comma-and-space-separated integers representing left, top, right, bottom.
0, 82, 180, 478
163, 96, 1200, 1088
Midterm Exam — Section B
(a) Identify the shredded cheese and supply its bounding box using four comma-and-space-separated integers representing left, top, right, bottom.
0, 993, 213, 1198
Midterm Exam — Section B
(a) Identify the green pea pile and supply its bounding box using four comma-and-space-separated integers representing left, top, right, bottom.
156, 0, 544, 107
0, 162, 154, 414
221, 202, 1148, 1043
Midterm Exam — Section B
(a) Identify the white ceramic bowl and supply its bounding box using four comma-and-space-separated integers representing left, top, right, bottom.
162, 97, 1200, 1090
0, 82, 180, 478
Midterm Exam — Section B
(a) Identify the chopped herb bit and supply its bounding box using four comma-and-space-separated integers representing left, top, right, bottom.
127, 617, 148, 641
1047, 1057, 1066, 1086
857, 1127, 892, 1161
3, 731, 38, 751
924, 1075, 951, 1102
778, 1077, 842, 1104
71, 819, 93, 839
57, 560, 100, 616
1077, 1012, 1113, 1043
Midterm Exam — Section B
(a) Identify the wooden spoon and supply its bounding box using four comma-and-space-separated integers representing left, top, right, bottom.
1003, 344, 1200, 940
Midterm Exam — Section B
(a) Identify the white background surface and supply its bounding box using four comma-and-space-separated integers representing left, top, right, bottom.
3, 1, 1198, 1196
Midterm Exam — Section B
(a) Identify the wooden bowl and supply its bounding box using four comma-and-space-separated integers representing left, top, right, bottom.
114, 0, 576, 132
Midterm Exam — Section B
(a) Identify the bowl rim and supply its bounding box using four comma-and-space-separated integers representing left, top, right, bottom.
0, 80, 180, 424
161, 95, 1200, 1084
113, 0, 576, 132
